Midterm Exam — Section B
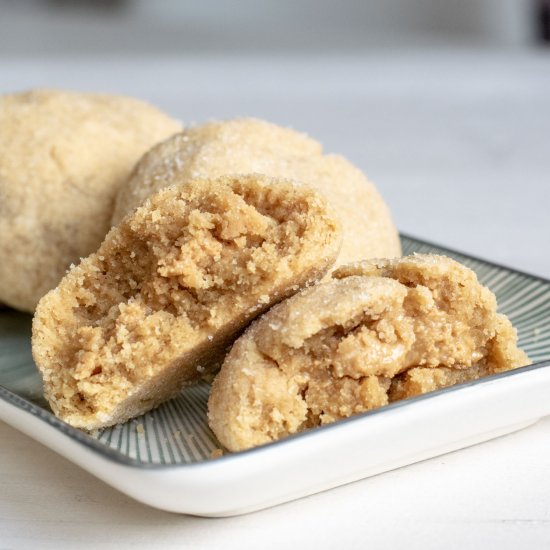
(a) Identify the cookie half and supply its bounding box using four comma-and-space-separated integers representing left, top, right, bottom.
208, 254, 529, 451
32, 174, 341, 430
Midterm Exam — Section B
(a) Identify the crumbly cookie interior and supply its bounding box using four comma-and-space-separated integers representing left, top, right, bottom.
208, 255, 529, 451
32, 175, 341, 429
388, 314, 529, 401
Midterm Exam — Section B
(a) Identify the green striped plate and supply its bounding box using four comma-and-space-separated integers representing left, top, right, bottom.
1, 234, 549, 466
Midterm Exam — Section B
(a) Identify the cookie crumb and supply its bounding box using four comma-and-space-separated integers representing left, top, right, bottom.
210, 448, 224, 459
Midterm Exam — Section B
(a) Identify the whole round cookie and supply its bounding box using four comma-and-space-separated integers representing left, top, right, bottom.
32, 174, 341, 430
208, 254, 529, 451
112, 118, 401, 266
0, 89, 181, 312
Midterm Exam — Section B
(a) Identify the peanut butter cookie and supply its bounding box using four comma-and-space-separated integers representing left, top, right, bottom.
112, 118, 400, 266
208, 254, 529, 451
0, 89, 181, 312
32, 174, 341, 430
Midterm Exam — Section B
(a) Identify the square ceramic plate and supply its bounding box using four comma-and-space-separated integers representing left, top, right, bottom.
1, 235, 549, 517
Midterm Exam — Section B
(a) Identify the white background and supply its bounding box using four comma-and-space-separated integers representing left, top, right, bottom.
1, 2, 550, 548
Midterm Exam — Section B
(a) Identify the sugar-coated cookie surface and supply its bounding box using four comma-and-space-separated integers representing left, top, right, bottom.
112, 118, 401, 266
0, 89, 181, 312
32, 175, 341, 430
208, 254, 529, 452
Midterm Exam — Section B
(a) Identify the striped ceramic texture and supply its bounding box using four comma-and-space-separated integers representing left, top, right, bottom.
0, 235, 548, 465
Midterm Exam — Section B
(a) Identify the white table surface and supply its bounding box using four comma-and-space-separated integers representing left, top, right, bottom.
1, 49, 549, 550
